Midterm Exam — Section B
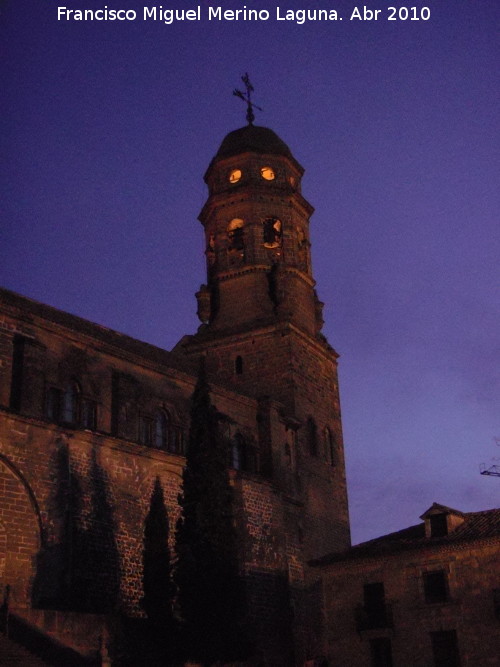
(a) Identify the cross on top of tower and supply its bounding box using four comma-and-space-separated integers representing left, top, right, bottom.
233, 73, 263, 126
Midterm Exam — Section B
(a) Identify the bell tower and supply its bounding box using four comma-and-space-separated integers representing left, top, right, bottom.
196, 122, 323, 340
180, 112, 350, 556
177, 86, 351, 662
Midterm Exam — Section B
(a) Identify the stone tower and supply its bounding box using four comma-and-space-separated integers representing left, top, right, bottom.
180, 123, 351, 661
183, 123, 350, 554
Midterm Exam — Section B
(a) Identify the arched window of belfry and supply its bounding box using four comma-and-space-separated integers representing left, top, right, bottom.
263, 217, 282, 248
62, 381, 80, 424
227, 218, 245, 251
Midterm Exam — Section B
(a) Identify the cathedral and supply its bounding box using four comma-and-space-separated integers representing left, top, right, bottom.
0, 117, 350, 665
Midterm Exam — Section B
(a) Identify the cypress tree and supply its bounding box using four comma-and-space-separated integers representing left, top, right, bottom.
138, 477, 178, 665
175, 365, 249, 665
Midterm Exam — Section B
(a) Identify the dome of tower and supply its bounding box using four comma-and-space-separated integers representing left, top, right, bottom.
215, 125, 294, 160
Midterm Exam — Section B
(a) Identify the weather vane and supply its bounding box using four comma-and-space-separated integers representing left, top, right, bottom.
233, 73, 263, 126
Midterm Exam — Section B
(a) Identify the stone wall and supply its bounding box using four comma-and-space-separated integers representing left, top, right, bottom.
0, 289, 341, 664
320, 540, 500, 666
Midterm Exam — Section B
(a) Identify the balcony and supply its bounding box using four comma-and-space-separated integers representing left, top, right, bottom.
355, 604, 394, 632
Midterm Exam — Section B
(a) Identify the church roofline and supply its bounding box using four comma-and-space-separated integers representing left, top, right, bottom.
0, 286, 193, 377
0, 287, 273, 412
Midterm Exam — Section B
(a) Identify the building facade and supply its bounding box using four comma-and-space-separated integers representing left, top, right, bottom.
0, 123, 350, 665
312, 503, 500, 667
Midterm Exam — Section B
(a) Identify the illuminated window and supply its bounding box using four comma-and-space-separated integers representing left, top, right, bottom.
263, 217, 282, 248
227, 218, 245, 251
229, 169, 242, 183
261, 166, 275, 181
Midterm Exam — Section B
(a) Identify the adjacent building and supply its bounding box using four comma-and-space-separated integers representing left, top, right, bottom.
312, 503, 500, 666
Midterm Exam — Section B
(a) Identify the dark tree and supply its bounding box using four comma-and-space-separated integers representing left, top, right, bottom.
142, 477, 174, 624
174, 365, 249, 665
139, 477, 177, 664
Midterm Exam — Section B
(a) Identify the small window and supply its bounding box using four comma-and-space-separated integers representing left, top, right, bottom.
430, 630, 460, 667
261, 166, 275, 181
430, 513, 448, 537
172, 428, 185, 455
235, 356, 243, 375
229, 169, 242, 183
81, 399, 97, 430
307, 417, 318, 456
324, 427, 336, 465
10, 334, 25, 412
231, 433, 245, 470
46, 387, 62, 422
232, 433, 258, 473
370, 637, 393, 667
364, 582, 386, 613
139, 416, 153, 446
244, 445, 258, 474
62, 382, 79, 424
424, 570, 449, 604
154, 411, 168, 449
284, 435, 297, 471
263, 217, 282, 248
358, 582, 392, 631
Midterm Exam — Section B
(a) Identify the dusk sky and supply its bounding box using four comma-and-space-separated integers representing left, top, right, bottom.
1, 0, 498, 544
